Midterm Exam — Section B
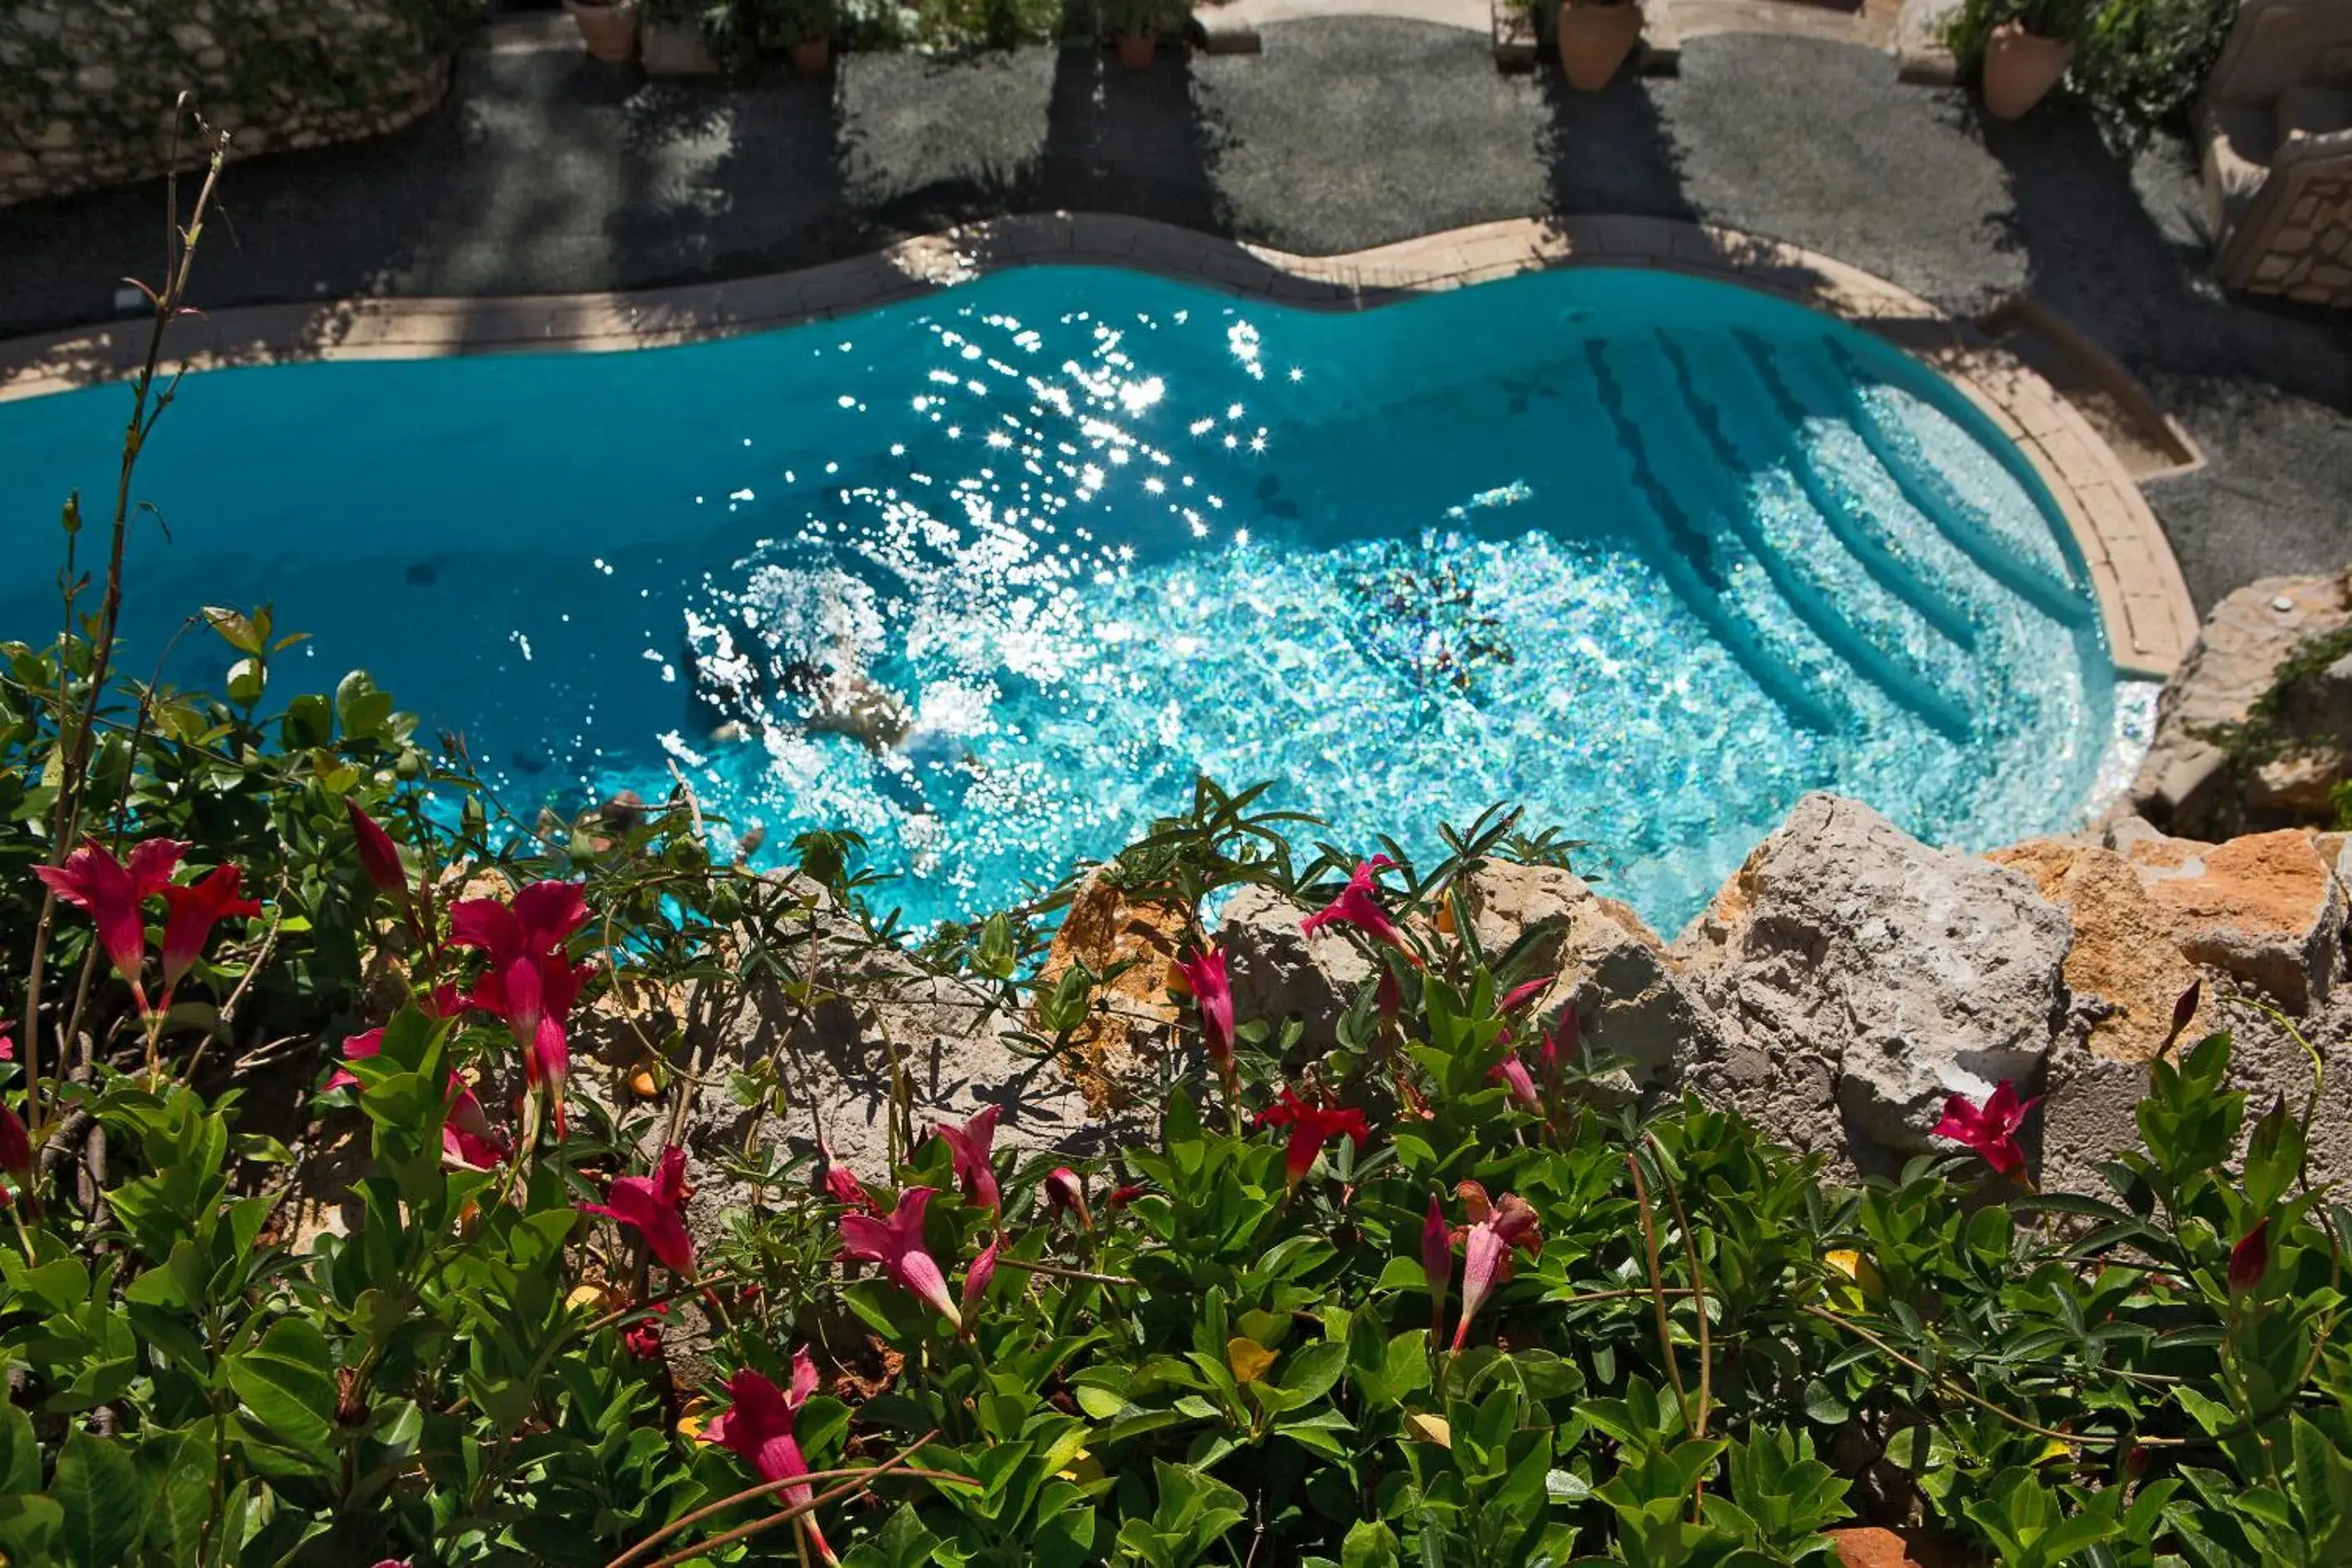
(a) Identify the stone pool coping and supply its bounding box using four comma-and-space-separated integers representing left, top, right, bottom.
0, 212, 2194, 679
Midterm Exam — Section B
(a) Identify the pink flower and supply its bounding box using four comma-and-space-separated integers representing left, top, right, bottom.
1931, 1080, 2039, 1176
703, 1349, 837, 1564
840, 1186, 961, 1329
0, 1098, 30, 1186
1045, 1166, 1092, 1232
1376, 967, 1403, 1023
932, 1105, 1001, 1217
1172, 947, 1235, 1072
346, 797, 408, 903
35, 837, 187, 1007
1498, 976, 1553, 1015
1539, 1002, 1578, 1077
0, 1035, 13, 1062
623, 1302, 669, 1361
1420, 1191, 1450, 1333
1452, 1184, 1542, 1351
2229, 1219, 2269, 1295
441, 1079, 508, 1171
818, 1142, 871, 1210
1107, 1181, 1150, 1209
158, 865, 261, 993
1301, 858, 1419, 965
450, 881, 593, 1137
1254, 1087, 1371, 1187
962, 1236, 999, 1321
579, 1145, 695, 1276
1488, 1054, 1541, 1113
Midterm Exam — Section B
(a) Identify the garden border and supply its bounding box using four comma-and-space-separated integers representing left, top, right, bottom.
0, 211, 2195, 679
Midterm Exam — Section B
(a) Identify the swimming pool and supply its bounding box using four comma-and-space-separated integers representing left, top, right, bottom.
0, 265, 2116, 933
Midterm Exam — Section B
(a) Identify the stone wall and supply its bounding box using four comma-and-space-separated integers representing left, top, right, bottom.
2222, 151, 2352, 306
0, 0, 473, 207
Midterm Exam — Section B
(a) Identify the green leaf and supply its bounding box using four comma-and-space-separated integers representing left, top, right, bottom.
54, 1427, 144, 1568
1801, 1378, 1849, 1426
228, 1317, 339, 1459
1342, 1518, 1401, 1568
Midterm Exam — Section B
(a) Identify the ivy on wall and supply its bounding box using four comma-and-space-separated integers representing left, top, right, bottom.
0, 0, 484, 203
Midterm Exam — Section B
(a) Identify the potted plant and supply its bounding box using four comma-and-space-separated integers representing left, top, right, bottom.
640, 0, 728, 74
1556, 0, 1642, 92
564, 0, 641, 61
1948, 0, 2089, 119
1103, 0, 1176, 68
758, 0, 837, 73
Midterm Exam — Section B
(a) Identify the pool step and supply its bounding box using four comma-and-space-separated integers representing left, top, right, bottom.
1724, 331, 1980, 654
1611, 333, 1972, 743
1570, 341, 1840, 734
1769, 338, 2091, 630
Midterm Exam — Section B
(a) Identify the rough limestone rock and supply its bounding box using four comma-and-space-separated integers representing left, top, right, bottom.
1220, 883, 1375, 1053
1672, 794, 2072, 1157
1449, 860, 1723, 1087
1030, 871, 1191, 1111
2040, 978, 2352, 1202
648, 884, 1095, 1240
2124, 570, 2352, 835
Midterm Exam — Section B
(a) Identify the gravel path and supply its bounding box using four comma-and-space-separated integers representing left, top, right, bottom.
2, 22, 2345, 607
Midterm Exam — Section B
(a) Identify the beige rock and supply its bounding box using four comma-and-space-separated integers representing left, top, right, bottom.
1451, 860, 1721, 1087
2249, 749, 2345, 815
2125, 570, 2352, 835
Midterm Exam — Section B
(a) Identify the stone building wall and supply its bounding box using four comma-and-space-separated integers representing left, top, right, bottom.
0, 0, 474, 207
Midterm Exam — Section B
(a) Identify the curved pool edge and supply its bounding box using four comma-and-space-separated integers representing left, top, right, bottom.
0, 211, 2195, 682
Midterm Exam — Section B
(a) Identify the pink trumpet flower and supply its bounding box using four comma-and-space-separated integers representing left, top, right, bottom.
1254, 1088, 1371, 1188
839, 1186, 961, 1329
1452, 1185, 1543, 1351
1931, 1080, 2039, 1176
1045, 1166, 1093, 1232
1300, 858, 1421, 966
579, 1145, 696, 1275
703, 1347, 837, 1564
158, 865, 261, 995
345, 797, 409, 903
450, 880, 593, 1137
1172, 947, 1236, 1074
1488, 1054, 1541, 1112
933, 1104, 1002, 1217
35, 837, 187, 1010
1421, 1191, 1451, 1335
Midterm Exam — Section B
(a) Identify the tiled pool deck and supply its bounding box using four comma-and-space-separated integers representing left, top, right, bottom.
0, 210, 2195, 679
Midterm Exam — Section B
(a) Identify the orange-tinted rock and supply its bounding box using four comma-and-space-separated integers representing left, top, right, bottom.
2126, 828, 2341, 1012
1825, 1526, 1974, 1567
1990, 825, 2344, 1059
1032, 870, 1193, 1112
1987, 840, 2200, 1063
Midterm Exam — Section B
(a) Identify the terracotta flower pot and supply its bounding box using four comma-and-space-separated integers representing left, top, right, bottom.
791, 37, 830, 73
1556, 1, 1643, 92
1980, 19, 2074, 119
1116, 32, 1157, 68
640, 17, 721, 75
564, 0, 640, 62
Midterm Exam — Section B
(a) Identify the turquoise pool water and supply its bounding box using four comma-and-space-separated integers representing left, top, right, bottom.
0, 265, 2113, 934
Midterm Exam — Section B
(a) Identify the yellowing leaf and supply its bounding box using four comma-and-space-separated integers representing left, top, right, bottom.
1404, 1413, 1452, 1448
2036, 1436, 2075, 1465
567, 1284, 614, 1314
1821, 1249, 1882, 1313
1227, 1336, 1278, 1385
675, 1397, 710, 1440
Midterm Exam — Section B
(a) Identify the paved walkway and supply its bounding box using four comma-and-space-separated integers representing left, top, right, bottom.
2, 20, 2346, 611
